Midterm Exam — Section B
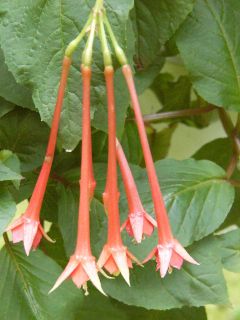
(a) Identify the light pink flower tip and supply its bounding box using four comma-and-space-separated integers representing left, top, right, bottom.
6, 214, 54, 256
49, 254, 106, 296
97, 244, 142, 286
143, 239, 199, 278
121, 211, 157, 244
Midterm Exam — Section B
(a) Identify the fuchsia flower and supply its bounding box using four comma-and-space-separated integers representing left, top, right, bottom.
116, 140, 157, 243
143, 239, 199, 278
6, 215, 54, 256
121, 64, 199, 277
6, 56, 71, 255
50, 65, 105, 295
97, 66, 141, 285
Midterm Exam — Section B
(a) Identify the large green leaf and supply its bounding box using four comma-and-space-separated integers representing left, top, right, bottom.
0, 0, 134, 150
0, 110, 49, 172
0, 48, 34, 109
0, 188, 16, 236
0, 239, 207, 319
102, 237, 228, 310
193, 138, 240, 227
217, 229, 240, 273
133, 0, 195, 67
176, 0, 240, 111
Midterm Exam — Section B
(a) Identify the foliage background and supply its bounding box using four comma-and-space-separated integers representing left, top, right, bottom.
1, 0, 240, 319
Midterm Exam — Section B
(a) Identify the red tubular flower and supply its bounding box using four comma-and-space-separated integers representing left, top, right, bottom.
6, 56, 71, 255
116, 140, 157, 243
122, 65, 199, 277
50, 65, 105, 295
97, 66, 140, 285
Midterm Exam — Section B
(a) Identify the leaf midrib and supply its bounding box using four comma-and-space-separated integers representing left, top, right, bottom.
164, 176, 228, 201
205, 0, 240, 96
4, 237, 46, 320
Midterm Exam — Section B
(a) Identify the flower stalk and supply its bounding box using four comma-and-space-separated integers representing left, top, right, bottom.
50, 19, 105, 294
6, 56, 71, 255
97, 22, 140, 284
116, 140, 157, 243
103, 13, 199, 277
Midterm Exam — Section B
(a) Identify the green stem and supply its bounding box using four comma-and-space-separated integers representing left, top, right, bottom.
98, 12, 112, 66
218, 109, 240, 178
65, 14, 93, 58
103, 13, 128, 66
143, 105, 216, 123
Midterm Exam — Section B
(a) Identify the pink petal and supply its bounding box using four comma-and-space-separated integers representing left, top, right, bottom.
170, 251, 184, 269
71, 264, 89, 288
173, 239, 199, 265
23, 220, 39, 256
124, 219, 134, 237
143, 217, 155, 237
142, 247, 157, 264
12, 224, 24, 243
157, 245, 173, 278
102, 255, 119, 274
112, 248, 130, 286
82, 259, 106, 295
97, 245, 111, 269
129, 212, 144, 243
49, 258, 79, 293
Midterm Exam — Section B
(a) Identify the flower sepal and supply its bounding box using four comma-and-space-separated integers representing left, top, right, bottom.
121, 211, 157, 244
97, 244, 142, 286
50, 253, 106, 295
6, 214, 54, 256
143, 239, 199, 278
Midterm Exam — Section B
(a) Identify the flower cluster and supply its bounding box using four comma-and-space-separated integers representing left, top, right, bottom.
6, 0, 198, 296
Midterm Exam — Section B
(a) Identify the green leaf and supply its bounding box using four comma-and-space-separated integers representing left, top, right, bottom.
0, 150, 22, 182
0, 48, 34, 109
176, 0, 240, 111
0, 97, 15, 118
122, 159, 235, 246
151, 74, 192, 112
193, 138, 240, 227
133, 0, 195, 67
0, 109, 49, 172
0, 166, 19, 181
0, 0, 134, 150
217, 229, 240, 273
148, 124, 177, 161
0, 188, 16, 236
39, 224, 68, 268
102, 237, 228, 310
57, 185, 79, 256
120, 117, 143, 165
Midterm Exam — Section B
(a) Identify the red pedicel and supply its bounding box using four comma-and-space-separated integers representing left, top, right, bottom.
122, 65, 199, 277
50, 66, 105, 295
6, 56, 71, 255
116, 140, 156, 243
97, 66, 141, 285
